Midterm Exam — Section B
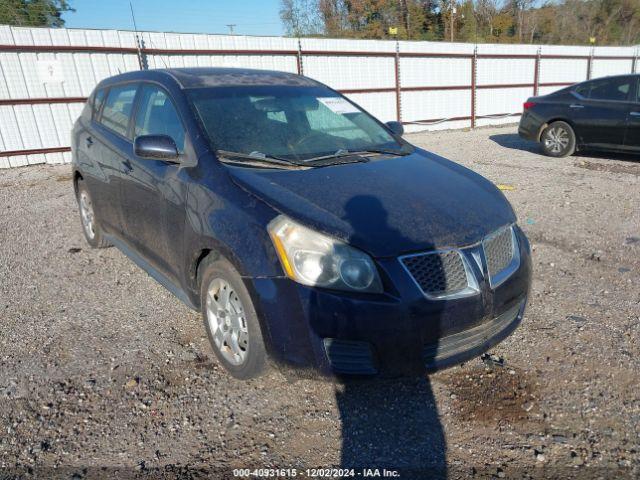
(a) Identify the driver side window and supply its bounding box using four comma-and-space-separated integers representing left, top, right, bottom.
134, 85, 186, 153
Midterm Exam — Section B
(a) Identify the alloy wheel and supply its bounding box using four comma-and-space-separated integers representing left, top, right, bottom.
79, 191, 96, 240
544, 126, 570, 154
205, 278, 249, 366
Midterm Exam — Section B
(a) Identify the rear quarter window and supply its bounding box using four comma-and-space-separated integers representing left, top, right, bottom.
93, 88, 106, 120
99, 84, 138, 137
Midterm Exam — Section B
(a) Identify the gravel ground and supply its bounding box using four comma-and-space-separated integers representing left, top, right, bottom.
0, 125, 639, 479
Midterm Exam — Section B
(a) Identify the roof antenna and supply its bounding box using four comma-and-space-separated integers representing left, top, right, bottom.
130, 2, 148, 70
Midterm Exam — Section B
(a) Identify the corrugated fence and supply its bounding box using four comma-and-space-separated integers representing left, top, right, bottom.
0, 25, 638, 168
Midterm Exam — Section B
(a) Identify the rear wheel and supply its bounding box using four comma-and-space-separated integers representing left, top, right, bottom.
540, 121, 576, 158
199, 256, 268, 379
76, 179, 110, 248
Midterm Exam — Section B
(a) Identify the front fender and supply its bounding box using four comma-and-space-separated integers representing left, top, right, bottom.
181, 169, 284, 303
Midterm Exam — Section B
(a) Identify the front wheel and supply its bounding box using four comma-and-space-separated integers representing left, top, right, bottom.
200, 256, 268, 380
540, 121, 576, 158
76, 179, 110, 248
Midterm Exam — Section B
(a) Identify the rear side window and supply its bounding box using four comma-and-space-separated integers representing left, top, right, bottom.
574, 82, 592, 98
99, 84, 138, 136
577, 77, 634, 102
93, 88, 106, 119
133, 85, 185, 152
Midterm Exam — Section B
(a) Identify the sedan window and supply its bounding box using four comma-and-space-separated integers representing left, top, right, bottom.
93, 88, 106, 120
587, 77, 633, 102
574, 82, 592, 98
134, 85, 185, 153
99, 84, 138, 137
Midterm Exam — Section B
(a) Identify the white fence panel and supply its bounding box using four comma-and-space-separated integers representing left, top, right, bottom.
301, 38, 396, 91
539, 58, 588, 84
476, 58, 535, 86
477, 86, 534, 118
400, 57, 470, 88
592, 58, 634, 78
402, 89, 471, 122
0, 105, 22, 150
346, 91, 396, 123
304, 55, 395, 90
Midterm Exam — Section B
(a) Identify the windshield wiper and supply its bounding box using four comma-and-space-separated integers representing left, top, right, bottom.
303, 148, 409, 164
216, 150, 307, 169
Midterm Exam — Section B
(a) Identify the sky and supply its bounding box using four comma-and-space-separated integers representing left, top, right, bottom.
62, 0, 285, 37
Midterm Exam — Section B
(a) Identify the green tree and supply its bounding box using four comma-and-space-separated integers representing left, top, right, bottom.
458, 0, 478, 42
280, 0, 324, 36
0, 0, 73, 27
282, 0, 640, 45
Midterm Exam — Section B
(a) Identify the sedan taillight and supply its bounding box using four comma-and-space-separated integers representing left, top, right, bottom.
523, 101, 536, 110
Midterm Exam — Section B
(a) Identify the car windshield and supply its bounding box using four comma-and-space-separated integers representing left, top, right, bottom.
187, 85, 408, 162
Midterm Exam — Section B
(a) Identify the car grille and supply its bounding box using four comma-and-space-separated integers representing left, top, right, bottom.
400, 225, 519, 298
400, 250, 470, 298
484, 227, 514, 277
483, 225, 518, 287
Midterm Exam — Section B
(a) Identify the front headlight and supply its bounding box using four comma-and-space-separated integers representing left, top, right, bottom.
268, 215, 383, 293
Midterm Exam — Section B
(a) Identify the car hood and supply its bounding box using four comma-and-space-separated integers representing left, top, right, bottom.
228, 149, 516, 257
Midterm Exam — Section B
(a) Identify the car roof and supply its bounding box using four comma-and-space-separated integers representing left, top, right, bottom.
546, 73, 639, 96
96, 67, 320, 90
577, 73, 639, 84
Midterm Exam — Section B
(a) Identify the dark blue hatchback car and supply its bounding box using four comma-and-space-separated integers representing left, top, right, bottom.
72, 67, 532, 379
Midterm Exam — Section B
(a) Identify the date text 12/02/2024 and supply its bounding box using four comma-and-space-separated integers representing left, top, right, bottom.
233, 468, 401, 477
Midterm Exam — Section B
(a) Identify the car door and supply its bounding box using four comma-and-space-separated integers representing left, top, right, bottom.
569, 76, 635, 149
623, 77, 640, 151
118, 83, 188, 280
89, 83, 139, 235
75, 88, 113, 228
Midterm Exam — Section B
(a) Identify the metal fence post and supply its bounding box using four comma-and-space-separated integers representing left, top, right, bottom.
632, 48, 638, 74
134, 33, 148, 70
395, 40, 402, 123
470, 46, 477, 129
533, 47, 541, 96
587, 48, 594, 80
296, 38, 304, 75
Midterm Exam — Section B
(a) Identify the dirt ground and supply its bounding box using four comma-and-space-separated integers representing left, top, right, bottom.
0, 125, 639, 479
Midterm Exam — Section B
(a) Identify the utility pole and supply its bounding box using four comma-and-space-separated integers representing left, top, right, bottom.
226, 24, 236, 34
399, 0, 409, 33
450, 2, 456, 42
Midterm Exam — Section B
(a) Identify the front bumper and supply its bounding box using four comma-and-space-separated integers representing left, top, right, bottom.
248, 227, 532, 377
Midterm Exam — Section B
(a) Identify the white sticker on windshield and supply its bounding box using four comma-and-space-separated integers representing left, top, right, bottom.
318, 97, 360, 115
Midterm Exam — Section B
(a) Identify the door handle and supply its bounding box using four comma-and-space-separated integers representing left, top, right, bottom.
85, 136, 94, 148
630, 111, 640, 117
569, 104, 585, 109
122, 159, 133, 174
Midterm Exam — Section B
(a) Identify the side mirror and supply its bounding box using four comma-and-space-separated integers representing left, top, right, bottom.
134, 134, 179, 161
385, 121, 404, 136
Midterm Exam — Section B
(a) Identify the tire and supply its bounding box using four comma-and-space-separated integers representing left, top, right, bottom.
540, 121, 576, 158
76, 179, 110, 248
199, 255, 268, 379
